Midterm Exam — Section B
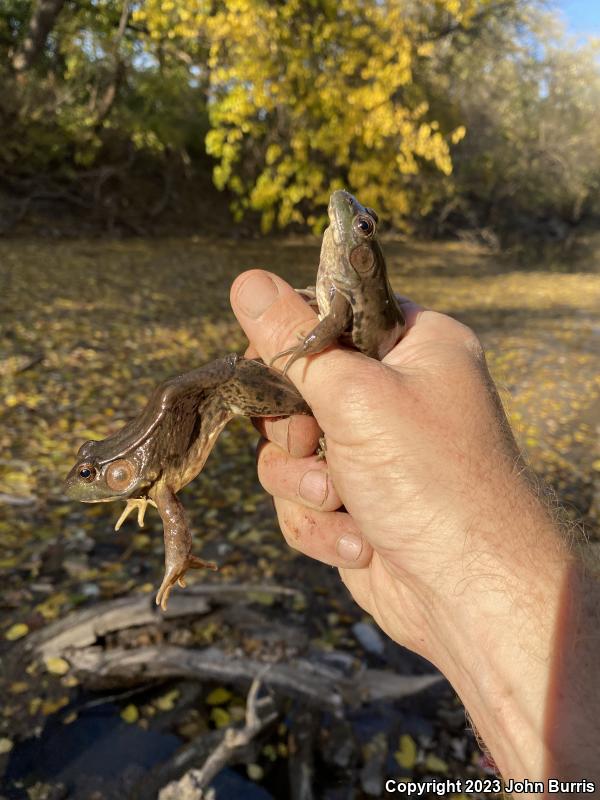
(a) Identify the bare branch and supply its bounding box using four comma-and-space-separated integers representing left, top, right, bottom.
158, 670, 277, 800
12, 0, 67, 74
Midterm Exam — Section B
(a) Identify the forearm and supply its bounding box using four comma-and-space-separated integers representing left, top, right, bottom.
428, 490, 600, 789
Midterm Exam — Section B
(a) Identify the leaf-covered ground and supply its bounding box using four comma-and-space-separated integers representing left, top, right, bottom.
0, 235, 598, 798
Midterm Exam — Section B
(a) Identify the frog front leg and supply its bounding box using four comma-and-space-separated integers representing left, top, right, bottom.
296, 285, 318, 312
271, 289, 352, 376
152, 482, 217, 610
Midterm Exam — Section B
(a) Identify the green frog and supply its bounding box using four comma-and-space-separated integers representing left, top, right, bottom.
64, 355, 310, 609
272, 189, 405, 374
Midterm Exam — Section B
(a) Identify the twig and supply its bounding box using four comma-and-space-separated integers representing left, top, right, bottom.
158, 670, 277, 800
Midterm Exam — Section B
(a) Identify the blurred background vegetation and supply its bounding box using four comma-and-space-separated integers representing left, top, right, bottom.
1, 0, 599, 241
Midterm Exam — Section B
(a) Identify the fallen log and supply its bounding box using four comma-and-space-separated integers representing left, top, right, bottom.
25, 583, 304, 658
65, 644, 443, 711
25, 593, 212, 658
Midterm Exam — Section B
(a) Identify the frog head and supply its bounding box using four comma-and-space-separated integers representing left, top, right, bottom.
327, 189, 381, 282
64, 440, 144, 502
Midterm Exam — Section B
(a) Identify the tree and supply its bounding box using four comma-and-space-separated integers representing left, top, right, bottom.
423, 5, 600, 234
198, 0, 483, 231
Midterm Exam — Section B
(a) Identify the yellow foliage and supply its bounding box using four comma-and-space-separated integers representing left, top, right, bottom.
121, 704, 139, 723
134, 0, 481, 229
154, 689, 180, 711
0, 739, 13, 755
206, 686, 233, 705
41, 696, 69, 715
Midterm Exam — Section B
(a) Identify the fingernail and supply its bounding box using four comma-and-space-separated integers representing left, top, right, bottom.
336, 533, 363, 561
237, 273, 279, 319
298, 469, 328, 506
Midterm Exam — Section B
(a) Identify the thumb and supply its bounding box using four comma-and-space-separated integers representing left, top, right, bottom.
230, 270, 373, 428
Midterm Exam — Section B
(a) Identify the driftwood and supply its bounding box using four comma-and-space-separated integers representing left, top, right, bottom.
65, 644, 443, 711
24, 588, 444, 712
18, 586, 446, 797
158, 672, 277, 800
26, 593, 211, 658
25, 583, 303, 658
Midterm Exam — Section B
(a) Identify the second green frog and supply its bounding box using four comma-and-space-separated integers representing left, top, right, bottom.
272, 189, 406, 374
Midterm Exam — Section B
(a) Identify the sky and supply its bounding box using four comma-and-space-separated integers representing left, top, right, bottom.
555, 0, 600, 38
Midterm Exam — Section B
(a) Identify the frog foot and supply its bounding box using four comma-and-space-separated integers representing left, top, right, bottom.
114, 497, 158, 531
270, 333, 307, 376
316, 435, 327, 461
296, 286, 318, 310
155, 555, 218, 611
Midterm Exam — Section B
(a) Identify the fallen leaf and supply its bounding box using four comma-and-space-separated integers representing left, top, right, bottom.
424, 753, 448, 773
5, 623, 29, 641
206, 687, 232, 705
154, 689, 180, 711
395, 734, 417, 769
44, 657, 70, 675
247, 763, 264, 781
121, 704, 139, 723
210, 707, 230, 728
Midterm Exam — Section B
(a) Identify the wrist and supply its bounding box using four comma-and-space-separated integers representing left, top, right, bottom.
421, 482, 575, 780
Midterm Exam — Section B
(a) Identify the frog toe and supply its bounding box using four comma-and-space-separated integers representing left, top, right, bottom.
269, 346, 297, 368
115, 497, 156, 531
188, 555, 218, 571
155, 578, 174, 611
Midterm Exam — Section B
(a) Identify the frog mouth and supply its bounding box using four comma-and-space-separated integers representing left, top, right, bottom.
80, 490, 144, 503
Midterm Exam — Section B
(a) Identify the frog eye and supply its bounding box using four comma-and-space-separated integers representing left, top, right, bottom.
78, 464, 96, 482
105, 459, 135, 492
365, 207, 379, 224
353, 214, 376, 237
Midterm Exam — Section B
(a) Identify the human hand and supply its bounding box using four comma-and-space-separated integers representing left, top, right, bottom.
230, 269, 543, 663
231, 270, 593, 784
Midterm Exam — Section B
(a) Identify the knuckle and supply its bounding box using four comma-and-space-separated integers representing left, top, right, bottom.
462, 330, 485, 360
449, 320, 485, 359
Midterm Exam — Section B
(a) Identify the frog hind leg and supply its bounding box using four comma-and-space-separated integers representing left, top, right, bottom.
152, 483, 217, 611
270, 289, 352, 376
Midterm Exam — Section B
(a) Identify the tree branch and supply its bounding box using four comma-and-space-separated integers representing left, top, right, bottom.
12, 0, 67, 73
